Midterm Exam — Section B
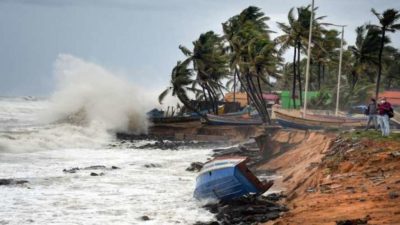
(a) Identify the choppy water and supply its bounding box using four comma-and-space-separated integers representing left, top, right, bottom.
0, 97, 215, 225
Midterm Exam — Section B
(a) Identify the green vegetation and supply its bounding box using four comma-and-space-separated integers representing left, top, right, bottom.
341, 130, 400, 141
160, 4, 400, 120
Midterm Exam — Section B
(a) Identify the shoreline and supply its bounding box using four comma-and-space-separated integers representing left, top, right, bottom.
129, 124, 400, 225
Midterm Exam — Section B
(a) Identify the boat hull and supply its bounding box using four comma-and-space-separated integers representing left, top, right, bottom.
194, 157, 272, 201
203, 114, 263, 126
274, 110, 367, 130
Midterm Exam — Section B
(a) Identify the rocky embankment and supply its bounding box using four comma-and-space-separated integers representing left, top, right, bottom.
118, 121, 265, 144
190, 129, 400, 225
257, 130, 400, 225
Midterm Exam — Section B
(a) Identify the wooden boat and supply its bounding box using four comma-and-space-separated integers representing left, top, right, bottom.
274, 109, 367, 130
194, 157, 273, 201
202, 114, 263, 126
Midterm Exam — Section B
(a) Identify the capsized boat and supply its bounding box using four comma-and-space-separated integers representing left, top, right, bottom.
194, 157, 273, 201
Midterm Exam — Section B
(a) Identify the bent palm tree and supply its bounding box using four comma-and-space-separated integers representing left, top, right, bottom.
190, 31, 229, 114
158, 60, 205, 118
369, 8, 400, 99
223, 6, 278, 124
348, 25, 382, 89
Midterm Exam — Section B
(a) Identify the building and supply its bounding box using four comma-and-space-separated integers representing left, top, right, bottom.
379, 91, 400, 106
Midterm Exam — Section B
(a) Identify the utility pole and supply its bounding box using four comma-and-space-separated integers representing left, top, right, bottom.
302, 0, 314, 118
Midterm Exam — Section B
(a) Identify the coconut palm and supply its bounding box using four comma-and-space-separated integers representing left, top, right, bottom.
348, 25, 382, 89
369, 8, 400, 99
276, 5, 325, 107
158, 60, 204, 117
179, 31, 229, 114
223, 6, 278, 123
311, 29, 341, 90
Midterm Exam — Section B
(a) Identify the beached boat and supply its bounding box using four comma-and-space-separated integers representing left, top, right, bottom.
202, 114, 263, 126
194, 157, 273, 201
274, 109, 366, 130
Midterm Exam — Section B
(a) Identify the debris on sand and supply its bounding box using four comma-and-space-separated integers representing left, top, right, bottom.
197, 194, 287, 225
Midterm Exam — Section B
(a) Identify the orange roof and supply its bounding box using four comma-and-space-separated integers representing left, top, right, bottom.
224, 92, 248, 107
379, 91, 400, 106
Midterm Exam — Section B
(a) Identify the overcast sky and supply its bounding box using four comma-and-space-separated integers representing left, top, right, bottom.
0, 0, 399, 96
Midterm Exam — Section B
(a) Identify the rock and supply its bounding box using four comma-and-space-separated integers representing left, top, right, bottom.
390, 151, 400, 158
0, 179, 28, 186
200, 195, 287, 225
90, 172, 105, 176
194, 222, 219, 225
63, 165, 119, 173
186, 162, 204, 172
265, 193, 286, 202
144, 163, 162, 168
336, 216, 369, 225
193, 222, 219, 225
140, 215, 150, 221
84, 165, 106, 170
389, 191, 399, 199
63, 167, 80, 173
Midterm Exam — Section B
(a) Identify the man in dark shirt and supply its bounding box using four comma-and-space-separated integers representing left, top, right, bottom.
377, 97, 392, 136
365, 98, 378, 130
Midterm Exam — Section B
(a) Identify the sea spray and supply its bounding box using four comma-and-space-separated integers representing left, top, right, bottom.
0, 54, 156, 152
43, 54, 153, 134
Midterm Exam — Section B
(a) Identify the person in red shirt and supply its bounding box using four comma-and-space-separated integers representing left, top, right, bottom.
377, 97, 392, 136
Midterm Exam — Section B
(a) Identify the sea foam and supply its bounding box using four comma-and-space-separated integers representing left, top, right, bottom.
43, 54, 152, 134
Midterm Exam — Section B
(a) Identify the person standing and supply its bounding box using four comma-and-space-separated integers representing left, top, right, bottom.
365, 98, 378, 130
377, 97, 392, 136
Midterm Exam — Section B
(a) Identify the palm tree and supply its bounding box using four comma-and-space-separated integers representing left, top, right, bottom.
158, 60, 205, 118
179, 31, 229, 114
384, 48, 400, 89
369, 8, 400, 99
312, 29, 341, 90
276, 5, 325, 107
223, 6, 278, 124
348, 25, 382, 89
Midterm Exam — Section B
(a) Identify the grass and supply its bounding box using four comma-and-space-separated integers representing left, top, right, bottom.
341, 130, 400, 142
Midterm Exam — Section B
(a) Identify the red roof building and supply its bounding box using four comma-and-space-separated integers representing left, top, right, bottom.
379, 91, 400, 106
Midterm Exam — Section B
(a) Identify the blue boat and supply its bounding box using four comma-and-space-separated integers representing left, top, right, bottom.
194, 157, 273, 201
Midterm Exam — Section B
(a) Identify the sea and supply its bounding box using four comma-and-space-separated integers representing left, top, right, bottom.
0, 96, 215, 225
0, 55, 216, 225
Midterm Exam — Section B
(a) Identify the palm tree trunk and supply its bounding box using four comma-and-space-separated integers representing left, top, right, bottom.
177, 94, 208, 121
218, 86, 225, 99
375, 29, 386, 100
318, 63, 321, 90
209, 86, 220, 115
256, 75, 271, 123
201, 85, 211, 113
205, 86, 216, 114
247, 74, 269, 123
237, 72, 267, 123
233, 71, 237, 102
297, 41, 303, 107
292, 46, 297, 109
